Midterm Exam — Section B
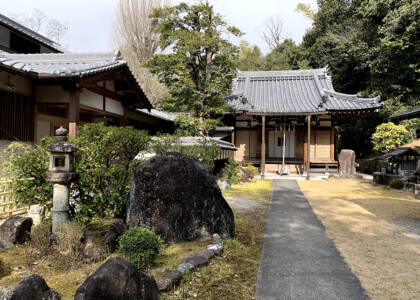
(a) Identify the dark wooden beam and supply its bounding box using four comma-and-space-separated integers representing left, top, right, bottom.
69, 89, 80, 137
306, 115, 311, 180
84, 85, 125, 103
261, 115, 266, 179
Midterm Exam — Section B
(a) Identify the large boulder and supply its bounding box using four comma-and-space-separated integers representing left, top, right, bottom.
126, 152, 235, 242
7, 274, 60, 300
74, 257, 158, 300
0, 216, 32, 244
79, 218, 126, 262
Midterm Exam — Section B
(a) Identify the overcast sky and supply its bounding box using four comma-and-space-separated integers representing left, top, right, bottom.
0, 0, 316, 54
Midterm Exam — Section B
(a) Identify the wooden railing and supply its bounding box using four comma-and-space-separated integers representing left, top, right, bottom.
0, 178, 33, 219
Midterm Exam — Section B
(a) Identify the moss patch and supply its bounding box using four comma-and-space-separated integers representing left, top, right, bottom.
223, 180, 272, 203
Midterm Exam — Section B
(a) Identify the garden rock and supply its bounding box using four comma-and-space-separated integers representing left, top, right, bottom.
183, 254, 208, 268
0, 288, 12, 300
198, 249, 215, 260
217, 179, 231, 190
74, 257, 158, 300
156, 270, 183, 292
126, 152, 235, 242
0, 240, 12, 253
7, 274, 60, 300
213, 233, 223, 245
176, 263, 195, 274
80, 218, 126, 262
207, 244, 223, 256
0, 216, 33, 244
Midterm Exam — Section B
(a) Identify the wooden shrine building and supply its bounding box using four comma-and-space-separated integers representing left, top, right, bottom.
224, 69, 382, 178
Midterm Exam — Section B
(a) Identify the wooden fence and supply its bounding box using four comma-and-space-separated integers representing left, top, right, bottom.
0, 178, 33, 219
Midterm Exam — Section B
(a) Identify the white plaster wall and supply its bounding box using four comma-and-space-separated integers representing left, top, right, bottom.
0, 25, 10, 48
36, 119, 50, 143
106, 98, 124, 116
0, 71, 32, 96
105, 80, 115, 91
35, 86, 68, 103
80, 89, 103, 110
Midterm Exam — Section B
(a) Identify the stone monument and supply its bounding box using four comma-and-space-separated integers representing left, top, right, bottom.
44, 127, 76, 233
333, 149, 362, 179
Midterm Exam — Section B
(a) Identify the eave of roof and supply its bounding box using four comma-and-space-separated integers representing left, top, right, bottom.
0, 13, 63, 53
377, 147, 420, 160
389, 106, 420, 120
0, 51, 153, 109
225, 68, 382, 115
136, 109, 177, 123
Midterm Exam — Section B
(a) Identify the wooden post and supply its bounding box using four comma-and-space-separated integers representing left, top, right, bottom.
306, 115, 311, 180
261, 116, 266, 179
282, 117, 286, 171
69, 89, 80, 137
330, 120, 335, 161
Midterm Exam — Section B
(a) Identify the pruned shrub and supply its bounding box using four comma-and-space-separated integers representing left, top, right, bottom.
222, 159, 258, 184
241, 164, 259, 182
4, 123, 150, 223
3, 137, 54, 208
31, 219, 52, 252
222, 158, 241, 184
389, 179, 404, 190
119, 227, 162, 270
72, 123, 150, 222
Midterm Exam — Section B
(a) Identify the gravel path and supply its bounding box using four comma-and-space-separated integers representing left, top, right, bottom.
255, 180, 368, 300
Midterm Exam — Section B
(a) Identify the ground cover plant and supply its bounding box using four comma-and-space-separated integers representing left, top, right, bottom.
298, 179, 420, 300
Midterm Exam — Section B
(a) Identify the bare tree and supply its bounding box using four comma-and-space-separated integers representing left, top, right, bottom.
10, 9, 68, 43
114, 0, 170, 64
113, 0, 171, 106
260, 14, 284, 50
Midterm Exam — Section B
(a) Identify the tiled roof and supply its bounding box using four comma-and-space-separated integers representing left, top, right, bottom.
136, 109, 178, 122
377, 147, 420, 160
389, 106, 420, 120
225, 68, 382, 114
0, 13, 63, 53
0, 51, 125, 78
0, 50, 153, 109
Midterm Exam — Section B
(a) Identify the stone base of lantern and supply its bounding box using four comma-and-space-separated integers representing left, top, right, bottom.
52, 183, 70, 233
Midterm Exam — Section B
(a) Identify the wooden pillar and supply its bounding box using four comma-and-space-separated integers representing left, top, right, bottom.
120, 107, 128, 126
69, 89, 80, 137
306, 115, 311, 180
330, 121, 335, 161
261, 116, 266, 179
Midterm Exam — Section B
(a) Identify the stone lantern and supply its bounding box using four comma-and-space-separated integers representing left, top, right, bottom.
45, 127, 76, 233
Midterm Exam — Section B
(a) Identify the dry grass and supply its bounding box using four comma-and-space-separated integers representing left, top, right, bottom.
0, 180, 273, 299
298, 179, 420, 300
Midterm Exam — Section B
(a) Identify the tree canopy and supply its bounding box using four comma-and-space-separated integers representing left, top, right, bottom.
147, 1, 242, 121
